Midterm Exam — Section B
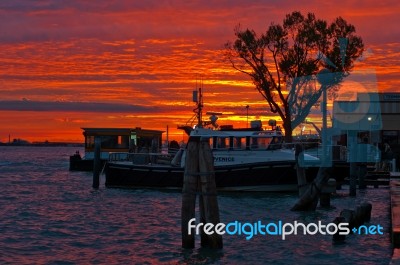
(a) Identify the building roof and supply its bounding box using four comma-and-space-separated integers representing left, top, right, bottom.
81, 127, 164, 136
333, 92, 400, 131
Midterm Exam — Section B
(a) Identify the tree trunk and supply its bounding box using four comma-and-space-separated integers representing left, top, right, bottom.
283, 120, 293, 143
291, 167, 331, 211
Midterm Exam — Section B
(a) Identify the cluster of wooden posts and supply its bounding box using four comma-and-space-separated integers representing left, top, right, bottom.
179, 141, 378, 248
291, 144, 337, 211
332, 202, 372, 242
90, 136, 378, 248
181, 137, 223, 249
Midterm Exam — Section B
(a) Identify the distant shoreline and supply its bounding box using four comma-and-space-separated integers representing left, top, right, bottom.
0, 142, 84, 147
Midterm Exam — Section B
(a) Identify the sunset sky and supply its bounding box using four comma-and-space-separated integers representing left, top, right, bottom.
1, 0, 399, 143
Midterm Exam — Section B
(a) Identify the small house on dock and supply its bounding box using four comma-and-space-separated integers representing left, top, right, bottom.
69, 127, 164, 171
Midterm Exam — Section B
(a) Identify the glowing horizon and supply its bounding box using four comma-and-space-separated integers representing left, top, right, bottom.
1, 1, 400, 143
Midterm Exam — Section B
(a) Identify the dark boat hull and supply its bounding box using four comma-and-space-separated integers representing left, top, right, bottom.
104, 161, 350, 191
69, 156, 107, 171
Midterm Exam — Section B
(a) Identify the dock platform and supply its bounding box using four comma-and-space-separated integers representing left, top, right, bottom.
391, 179, 400, 248
342, 171, 400, 188
392, 179, 400, 264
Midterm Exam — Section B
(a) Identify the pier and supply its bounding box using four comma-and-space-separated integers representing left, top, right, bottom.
391, 177, 400, 264
391, 178, 400, 246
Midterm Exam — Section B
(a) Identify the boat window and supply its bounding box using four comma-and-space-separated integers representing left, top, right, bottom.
251, 137, 272, 149
217, 137, 229, 149
251, 137, 258, 149
233, 137, 246, 149
211, 137, 218, 149
99, 135, 129, 149
85, 136, 94, 149
101, 136, 118, 149
268, 136, 282, 150
229, 137, 234, 149
119, 135, 129, 148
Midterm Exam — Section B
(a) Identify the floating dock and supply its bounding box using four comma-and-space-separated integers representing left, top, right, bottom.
390, 177, 400, 264
391, 179, 400, 247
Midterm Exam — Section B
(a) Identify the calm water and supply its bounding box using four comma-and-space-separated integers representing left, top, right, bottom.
0, 146, 393, 264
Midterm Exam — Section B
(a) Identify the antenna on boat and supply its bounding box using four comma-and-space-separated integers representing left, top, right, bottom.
193, 78, 204, 128
178, 78, 221, 134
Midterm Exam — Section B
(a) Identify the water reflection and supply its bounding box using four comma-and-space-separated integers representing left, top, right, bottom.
0, 147, 392, 264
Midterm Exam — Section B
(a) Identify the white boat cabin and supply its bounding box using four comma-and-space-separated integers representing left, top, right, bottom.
190, 127, 284, 151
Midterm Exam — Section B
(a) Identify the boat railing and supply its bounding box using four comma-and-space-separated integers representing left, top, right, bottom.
281, 143, 349, 161
108, 152, 175, 165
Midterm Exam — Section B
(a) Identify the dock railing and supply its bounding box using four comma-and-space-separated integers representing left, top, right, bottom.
109, 152, 175, 165
283, 143, 352, 162
288, 143, 382, 163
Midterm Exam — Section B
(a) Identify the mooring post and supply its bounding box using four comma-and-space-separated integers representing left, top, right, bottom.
361, 202, 372, 222
181, 137, 222, 249
92, 136, 101, 189
181, 138, 199, 249
332, 216, 346, 242
358, 163, 367, 189
198, 138, 222, 249
291, 166, 331, 211
358, 141, 368, 189
295, 144, 307, 197
320, 178, 336, 208
348, 131, 357, 196
349, 162, 357, 196
333, 203, 372, 242
354, 202, 373, 227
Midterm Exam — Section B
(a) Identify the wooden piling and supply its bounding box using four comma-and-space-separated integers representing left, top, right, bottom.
358, 163, 367, 189
390, 180, 400, 247
291, 167, 330, 211
181, 137, 222, 249
332, 209, 355, 242
354, 205, 365, 228
198, 139, 222, 249
332, 203, 372, 242
340, 209, 355, 230
352, 202, 372, 228
92, 137, 101, 189
295, 144, 307, 197
181, 139, 199, 249
320, 178, 336, 208
332, 216, 346, 242
360, 202, 372, 222
349, 162, 357, 196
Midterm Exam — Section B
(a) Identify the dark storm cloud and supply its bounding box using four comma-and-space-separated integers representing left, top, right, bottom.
0, 100, 158, 113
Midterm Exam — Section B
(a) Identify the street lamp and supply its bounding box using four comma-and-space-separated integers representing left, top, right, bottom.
367, 116, 374, 144
317, 68, 333, 166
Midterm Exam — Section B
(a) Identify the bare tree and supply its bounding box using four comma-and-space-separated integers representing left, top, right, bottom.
225, 11, 364, 142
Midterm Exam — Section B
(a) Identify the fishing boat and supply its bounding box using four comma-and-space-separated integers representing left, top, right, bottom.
104, 123, 321, 191
104, 86, 323, 191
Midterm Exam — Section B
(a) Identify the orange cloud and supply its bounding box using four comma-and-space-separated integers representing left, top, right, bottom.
0, 1, 399, 142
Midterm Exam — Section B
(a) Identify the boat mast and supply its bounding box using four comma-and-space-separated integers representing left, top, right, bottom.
193, 79, 204, 128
